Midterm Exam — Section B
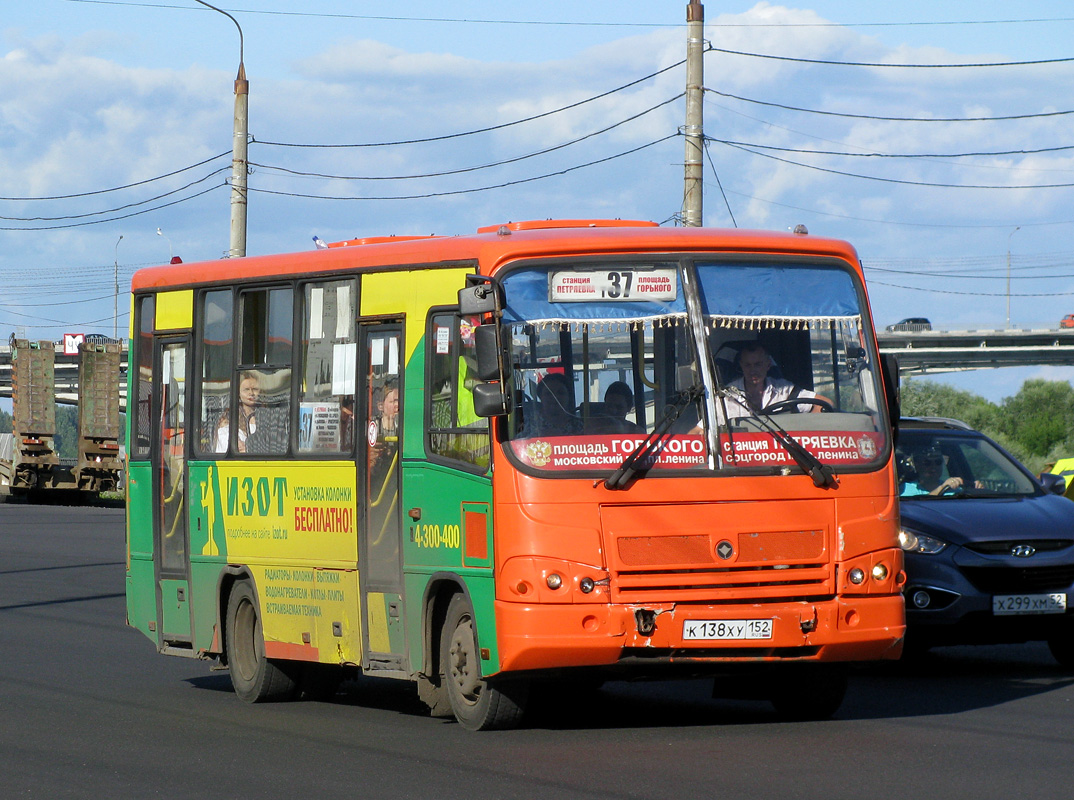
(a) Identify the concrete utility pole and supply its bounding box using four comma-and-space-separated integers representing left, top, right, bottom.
231, 61, 249, 258
195, 0, 248, 258
682, 0, 705, 227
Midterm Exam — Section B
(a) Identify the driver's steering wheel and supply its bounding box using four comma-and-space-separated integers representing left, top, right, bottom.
760, 397, 835, 414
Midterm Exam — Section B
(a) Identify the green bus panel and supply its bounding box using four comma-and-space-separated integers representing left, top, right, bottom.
160, 578, 190, 639
126, 557, 156, 641
126, 463, 154, 556
190, 561, 225, 654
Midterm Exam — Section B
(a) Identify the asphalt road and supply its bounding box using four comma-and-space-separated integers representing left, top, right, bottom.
3, 502, 1073, 799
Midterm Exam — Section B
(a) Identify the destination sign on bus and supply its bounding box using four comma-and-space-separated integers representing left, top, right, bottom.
720, 431, 882, 467
549, 268, 677, 302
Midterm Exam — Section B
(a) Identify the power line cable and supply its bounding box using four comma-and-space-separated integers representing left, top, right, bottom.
706, 45, 1074, 68
867, 279, 1074, 297
0, 182, 225, 231
58, 2, 1074, 30
255, 62, 685, 148
252, 95, 682, 182
0, 151, 230, 201
701, 139, 737, 227
0, 167, 230, 222
707, 137, 1074, 160
705, 88, 1074, 123
715, 184, 1074, 229
245, 136, 677, 201
715, 140, 1074, 189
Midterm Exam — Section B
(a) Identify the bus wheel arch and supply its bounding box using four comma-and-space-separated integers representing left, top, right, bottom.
215, 566, 251, 667
440, 593, 528, 730
224, 578, 299, 703
417, 577, 468, 718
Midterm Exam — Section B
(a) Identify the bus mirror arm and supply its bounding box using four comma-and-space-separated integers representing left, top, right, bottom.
458, 274, 503, 316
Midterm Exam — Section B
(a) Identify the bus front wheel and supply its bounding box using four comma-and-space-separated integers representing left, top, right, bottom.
440, 594, 528, 731
226, 581, 298, 703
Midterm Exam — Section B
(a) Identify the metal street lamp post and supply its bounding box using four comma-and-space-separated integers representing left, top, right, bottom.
114, 235, 123, 340
193, 0, 247, 258
1006, 226, 1020, 329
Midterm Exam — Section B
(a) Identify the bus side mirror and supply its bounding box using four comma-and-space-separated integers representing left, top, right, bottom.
459, 282, 499, 315
474, 323, 504, 381
881, 353, 900, 440
470, 323, 512, 416
472, 383, 510, 417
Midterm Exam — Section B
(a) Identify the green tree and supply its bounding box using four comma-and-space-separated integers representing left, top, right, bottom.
54, 405, 78, 460
0, 407, 12, 434
900, 378, 999, 432
898, 376, 1074, 474
995, 379, 1074, 459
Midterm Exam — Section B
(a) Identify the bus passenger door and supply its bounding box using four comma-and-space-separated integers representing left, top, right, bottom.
153, 338, 193, 648
358, 324, 407, 672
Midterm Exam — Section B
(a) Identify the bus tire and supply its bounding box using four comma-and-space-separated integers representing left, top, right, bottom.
441, 594, 528, 731
225, 581, 298, 703
769, 665, 848, 721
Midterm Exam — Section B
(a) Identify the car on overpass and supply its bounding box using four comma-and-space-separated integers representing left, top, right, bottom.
896, 417, 1074, 664
886, 317, 932, 332
1061, 314, 1074, 329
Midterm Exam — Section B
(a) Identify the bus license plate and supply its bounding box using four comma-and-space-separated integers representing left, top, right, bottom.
682, 619, 772, 640
992, 593, 1067, 616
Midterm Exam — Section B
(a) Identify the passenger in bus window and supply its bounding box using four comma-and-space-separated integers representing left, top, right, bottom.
377, 380, 399, 441
216, 370, 260, 453
519, 372, 583, 438
369, 379, 400, 493
588, 381, 643, 434
723, 341, 830, 418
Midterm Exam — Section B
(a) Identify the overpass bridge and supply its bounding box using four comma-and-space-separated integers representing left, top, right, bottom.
0, 328, 1072, 411
876, 327, 1074, 375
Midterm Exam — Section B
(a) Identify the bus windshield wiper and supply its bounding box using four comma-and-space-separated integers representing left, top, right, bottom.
719, 386, 838, 489
603, 384, 705, 491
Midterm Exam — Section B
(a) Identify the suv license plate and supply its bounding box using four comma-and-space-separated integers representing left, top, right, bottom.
682, 619, 772, 640
992, 593, 1067, 616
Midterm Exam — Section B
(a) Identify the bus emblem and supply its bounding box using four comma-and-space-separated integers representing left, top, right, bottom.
716, 540, 734, 560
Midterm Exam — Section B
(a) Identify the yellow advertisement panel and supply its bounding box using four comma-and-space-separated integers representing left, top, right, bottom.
196, 461, 362, 663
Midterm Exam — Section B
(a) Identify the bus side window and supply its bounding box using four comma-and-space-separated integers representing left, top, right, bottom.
197, 289, 233, 456
427, 312, 489, 469
297, 279, 357, 455
133, 294, 155, 458
239, 286, 293, 456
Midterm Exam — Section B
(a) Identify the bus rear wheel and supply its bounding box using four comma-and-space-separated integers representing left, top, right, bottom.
441, 594, 528, 731
226, 581, 298, 703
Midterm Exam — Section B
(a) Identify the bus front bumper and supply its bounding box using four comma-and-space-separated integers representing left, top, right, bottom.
493, 595, 905, 675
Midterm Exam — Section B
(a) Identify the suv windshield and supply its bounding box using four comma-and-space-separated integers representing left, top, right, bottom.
897, 429, 1038, 498
498, 258, 888, 475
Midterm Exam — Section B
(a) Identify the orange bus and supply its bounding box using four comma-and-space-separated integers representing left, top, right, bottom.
125, 219, 904, 730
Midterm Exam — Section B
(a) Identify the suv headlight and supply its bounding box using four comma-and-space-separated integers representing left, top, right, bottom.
898, 528, 947, 555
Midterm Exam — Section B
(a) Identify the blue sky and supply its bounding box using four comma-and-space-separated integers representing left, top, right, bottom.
4, 1, 1074, 402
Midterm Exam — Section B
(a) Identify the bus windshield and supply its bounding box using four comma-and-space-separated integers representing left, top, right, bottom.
500, 258, 888, 475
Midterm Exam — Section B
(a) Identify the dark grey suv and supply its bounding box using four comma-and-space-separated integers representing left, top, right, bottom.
897, 417, 1074, 663
886, 317, 932, 332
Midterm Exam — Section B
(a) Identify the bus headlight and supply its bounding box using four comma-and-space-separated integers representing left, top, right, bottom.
848, 568, 866, 585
